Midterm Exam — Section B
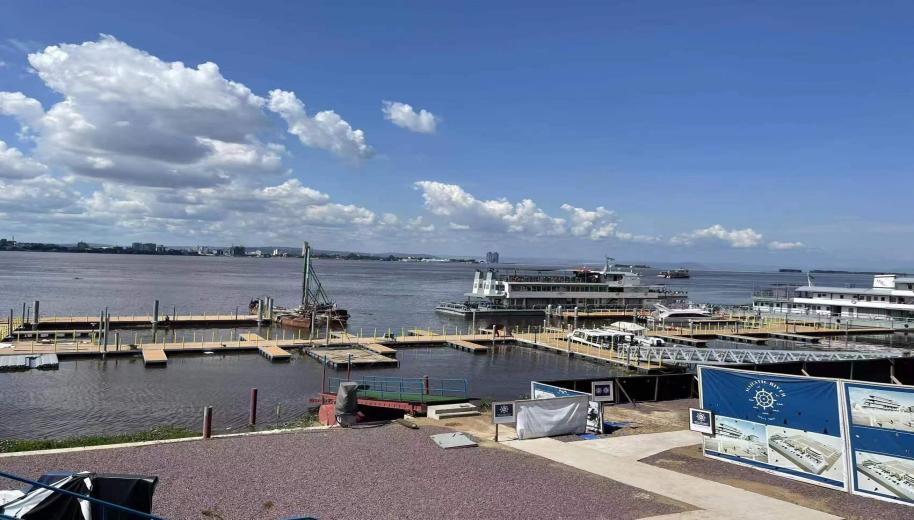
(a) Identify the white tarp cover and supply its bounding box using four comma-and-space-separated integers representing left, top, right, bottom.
515, 396, 589, 439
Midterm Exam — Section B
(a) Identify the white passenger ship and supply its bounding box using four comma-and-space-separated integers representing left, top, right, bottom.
752, 274, 914, 329
436, 258, 686, 317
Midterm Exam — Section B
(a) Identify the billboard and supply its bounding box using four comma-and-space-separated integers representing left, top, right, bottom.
699, 366, 848, 490
844, 381, 914, 505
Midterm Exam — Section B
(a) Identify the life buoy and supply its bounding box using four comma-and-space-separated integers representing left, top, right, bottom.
851, 299, 858, 304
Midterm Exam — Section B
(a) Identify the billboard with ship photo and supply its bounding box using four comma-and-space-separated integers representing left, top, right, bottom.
853, 451, 914, 503
766, 426, 845, 482
844, 381, 914, 506
698, 366, 848, 490
701, 416, 768, 463
847, 385, 914, 433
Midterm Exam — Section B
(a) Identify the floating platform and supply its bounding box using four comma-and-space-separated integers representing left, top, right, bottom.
259, 345, 291, 361
446, 339, 489, 353
766, 332, 821, 343
0, 353, 59, 371
363, 343, 397, 356
307, 347, 399, 369
716, 334, 768, 345
240, 333, 266, 342
141, 349, 167, 366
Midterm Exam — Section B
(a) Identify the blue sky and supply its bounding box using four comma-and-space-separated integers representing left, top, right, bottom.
1, 1, 913, 268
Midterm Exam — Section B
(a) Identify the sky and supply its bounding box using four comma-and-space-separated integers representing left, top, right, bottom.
1, 1, 913, 269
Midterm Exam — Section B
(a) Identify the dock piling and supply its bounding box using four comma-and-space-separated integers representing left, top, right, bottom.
249, 388, 258, 426
33, 301, 39, 326
202, 406, 213, 439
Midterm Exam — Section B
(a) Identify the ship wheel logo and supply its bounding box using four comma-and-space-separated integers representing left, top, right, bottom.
754, 389, 777, 410
497, 404, 511, 415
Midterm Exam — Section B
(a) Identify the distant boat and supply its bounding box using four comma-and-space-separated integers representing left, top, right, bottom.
779, 268, 802, 273
658, 269, 690, 279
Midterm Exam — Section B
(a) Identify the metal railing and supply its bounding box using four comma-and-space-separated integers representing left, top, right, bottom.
606, 344, 904, 366
327, 376, 468, 402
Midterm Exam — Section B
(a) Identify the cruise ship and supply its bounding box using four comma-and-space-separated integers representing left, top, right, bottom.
752, 274, 914, 329
435, 258, 686, 317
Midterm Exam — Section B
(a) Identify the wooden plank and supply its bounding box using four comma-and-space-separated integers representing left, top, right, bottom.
142, 348, 168, 366
240, 333, 266, 342
308, 347, 398, 368
363, 343, 397, 356
259, 345, 291, 361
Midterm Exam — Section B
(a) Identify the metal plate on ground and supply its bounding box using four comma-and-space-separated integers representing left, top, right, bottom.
430, 432, 478, 449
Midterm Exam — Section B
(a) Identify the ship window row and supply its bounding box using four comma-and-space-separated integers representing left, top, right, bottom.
508, 285, 623, 292
798, 292, 913, 304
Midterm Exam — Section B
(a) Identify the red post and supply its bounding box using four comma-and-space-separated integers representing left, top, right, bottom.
249, 388, 258, 426
202, 406, 213, 439
423, 375, 430, 395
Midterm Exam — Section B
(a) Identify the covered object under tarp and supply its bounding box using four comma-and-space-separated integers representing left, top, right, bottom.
0, 472, 158, 519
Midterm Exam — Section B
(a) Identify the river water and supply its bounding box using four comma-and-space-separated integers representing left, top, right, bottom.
1, 252, 911, 439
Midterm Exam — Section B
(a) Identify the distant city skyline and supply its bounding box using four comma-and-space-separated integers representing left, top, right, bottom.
2, 2, 914, 268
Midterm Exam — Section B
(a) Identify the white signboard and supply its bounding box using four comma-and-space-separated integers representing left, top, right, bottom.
689, 407, 714, 435
492, 401, 516, 424
591, 380, 615, 403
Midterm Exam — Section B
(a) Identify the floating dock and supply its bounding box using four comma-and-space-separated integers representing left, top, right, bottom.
0, 353, 59, 371
141, 348, 167, 366
363, 343, 397, 356
258, 345, 291, 361
447, 339, 489, 353
307, 347, 399, 369
716, 334, 768, 345
765, 332, 821, 343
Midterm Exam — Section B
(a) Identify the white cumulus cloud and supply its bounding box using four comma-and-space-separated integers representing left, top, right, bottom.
382, 101, 439, 134
0, 140, 48, 178
269, 89, 373, 160
768, 241, 804, 250
413, 181, 648, 241
670, 225, 763, 248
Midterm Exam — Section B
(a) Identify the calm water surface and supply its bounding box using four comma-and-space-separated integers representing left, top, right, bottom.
1, 252, 911, 438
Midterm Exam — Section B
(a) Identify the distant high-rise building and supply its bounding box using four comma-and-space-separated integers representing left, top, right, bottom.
131, 242, 157, 253
485, 251, 500, 264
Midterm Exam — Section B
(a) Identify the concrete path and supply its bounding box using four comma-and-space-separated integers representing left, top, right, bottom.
505, 430, 840, 520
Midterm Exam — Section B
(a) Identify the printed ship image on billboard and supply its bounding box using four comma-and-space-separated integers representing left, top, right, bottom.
848, 387, 914, 433
766, 426, 845, 480
702, 416, 768, 463
855, 452, 914, 502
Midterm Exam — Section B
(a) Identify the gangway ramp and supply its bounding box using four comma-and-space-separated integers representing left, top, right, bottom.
614, 344, 901, 367
716, 334, 767, 345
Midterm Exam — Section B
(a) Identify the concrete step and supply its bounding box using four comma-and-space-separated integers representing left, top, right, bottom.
435, 410, 481, 419
427, 402, 479, 420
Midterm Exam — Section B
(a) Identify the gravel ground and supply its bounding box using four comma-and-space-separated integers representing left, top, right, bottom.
642, 445, 911, 520
1, 425, 689, 519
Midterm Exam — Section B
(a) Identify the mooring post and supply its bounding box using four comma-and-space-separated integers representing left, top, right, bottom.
347, 353, 352, 381
103, 308, 110, 352
322, 354, 328, 393
249, 388, 258, 426
202, 406, 213, 439
423, 375, 430, 395
32, 301, 39, 326
573, 306, 579, 330
257, 298, 264, 325
325, 315, 331, 346
268, 298, 274, 321
20, 303, 26, 326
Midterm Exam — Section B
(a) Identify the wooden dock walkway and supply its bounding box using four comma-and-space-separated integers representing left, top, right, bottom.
258, 344, 291, 361
240, 333, 266, 342
513, 332, 666, 373
34, 313, 266, 328
408, 329, 440, 337
142, 348, 167, 366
